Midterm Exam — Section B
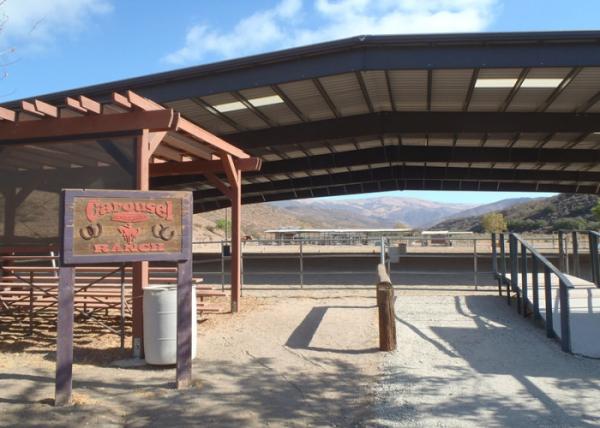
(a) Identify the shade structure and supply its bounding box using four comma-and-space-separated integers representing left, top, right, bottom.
6, 31, 600, 212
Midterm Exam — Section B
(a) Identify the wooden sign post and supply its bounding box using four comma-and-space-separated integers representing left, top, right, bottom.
55, 189, 193, 406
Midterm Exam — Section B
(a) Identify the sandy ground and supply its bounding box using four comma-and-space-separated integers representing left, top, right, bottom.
374, 287, 600, 427
0, 291, 381, 427
2, 283, 600, 427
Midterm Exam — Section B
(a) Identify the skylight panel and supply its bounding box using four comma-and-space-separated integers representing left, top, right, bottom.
248, 95, 284, 107
520, 78, 564, 88
213, 101, 246, 113
474, 78, 517, 88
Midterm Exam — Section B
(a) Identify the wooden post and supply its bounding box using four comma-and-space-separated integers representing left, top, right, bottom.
176, 258, 193, 389
55, 266, 74, 406
376, 264, 397, 351
230, 169, 241, 313
132, 131, 150, 357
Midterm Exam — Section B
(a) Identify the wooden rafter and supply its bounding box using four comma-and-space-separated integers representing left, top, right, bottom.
150, 157, 261, 177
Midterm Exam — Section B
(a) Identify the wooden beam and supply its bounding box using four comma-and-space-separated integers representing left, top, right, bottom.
65, 97, 87, 114
175, 114, 250, 159
112, 92, 132, 110
204, 172, 232, 198
21, 101, 44, 117
127, 90, 163, 111
150, 157, 262, 177
79, 95, 102, 114
221, 154, 240, 188
230, 169, 242, 313
0, 109, 175, 142
162, 132, 214, 160
34, 99, 59, 118
0, 106, 16, 122
147, 131, 167, 156
154, 144, 182, 162
132, 130, 150, 358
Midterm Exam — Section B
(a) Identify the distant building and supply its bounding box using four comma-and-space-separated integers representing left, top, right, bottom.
420, 230, 473, 246
264, 228, 412, 244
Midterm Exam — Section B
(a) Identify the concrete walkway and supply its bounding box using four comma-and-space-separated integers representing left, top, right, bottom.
375, 287, 600, 427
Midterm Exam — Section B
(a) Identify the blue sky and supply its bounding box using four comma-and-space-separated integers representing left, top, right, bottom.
1, 0, 596, 205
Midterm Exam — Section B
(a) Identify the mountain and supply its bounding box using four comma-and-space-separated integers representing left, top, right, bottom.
273, 197, 475, 229
434, 194, 600, 232
444, 197, 541, 221
194, 195, 536, 240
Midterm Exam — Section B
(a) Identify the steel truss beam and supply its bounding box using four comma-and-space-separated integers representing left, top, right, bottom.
227, 112, 600, 150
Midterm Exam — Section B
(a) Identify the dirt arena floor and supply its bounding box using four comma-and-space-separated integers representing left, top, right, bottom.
2, 283, 600, 427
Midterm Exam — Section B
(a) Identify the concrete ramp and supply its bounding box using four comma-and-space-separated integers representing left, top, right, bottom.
506, 273, 600, 357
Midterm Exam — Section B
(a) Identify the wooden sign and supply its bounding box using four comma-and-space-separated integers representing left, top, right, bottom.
56, 188, 194, 406
61, 189, 192, 264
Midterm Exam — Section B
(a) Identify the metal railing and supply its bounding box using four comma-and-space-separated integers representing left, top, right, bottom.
493, 232, 573, 352
193, 235, 495, 288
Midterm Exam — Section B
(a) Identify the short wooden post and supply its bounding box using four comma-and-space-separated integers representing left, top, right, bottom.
176, 258, 193, 389
376, 264, 396, 352
55, 266, 74, 407
29, 271, 34, 335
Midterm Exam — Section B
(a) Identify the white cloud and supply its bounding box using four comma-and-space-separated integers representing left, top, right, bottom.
164, 0, 498, 65
0, 0, 112, 52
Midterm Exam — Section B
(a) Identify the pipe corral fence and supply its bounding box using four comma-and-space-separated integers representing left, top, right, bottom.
190, 233, 573, 289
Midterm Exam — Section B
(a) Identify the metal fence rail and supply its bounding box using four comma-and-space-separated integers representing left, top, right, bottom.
193, 236, 499, 288
493, 232, 574, 352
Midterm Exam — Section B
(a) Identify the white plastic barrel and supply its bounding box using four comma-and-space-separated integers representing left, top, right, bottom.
143, 284, 197, 365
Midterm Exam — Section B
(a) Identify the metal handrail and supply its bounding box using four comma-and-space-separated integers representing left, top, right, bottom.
512, 233, 575, 289
495, 232, 573, 353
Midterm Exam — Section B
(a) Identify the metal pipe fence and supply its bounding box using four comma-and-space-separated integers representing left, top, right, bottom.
192, 235, 506, 288
494, 232, 573, 352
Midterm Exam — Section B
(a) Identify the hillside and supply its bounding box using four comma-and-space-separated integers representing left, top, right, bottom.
434, 194, 600, 232
273, 197, 476, 228
194, 195, 534, 239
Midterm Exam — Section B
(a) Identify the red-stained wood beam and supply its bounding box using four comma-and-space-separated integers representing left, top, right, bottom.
175, 115, 250, 159
149, 157, 261, 177
34, 100, 59, 118
21, 101, 44, 117
65, 97, 87, 114
0, 109, 175, 142
132, 129, 151, 358
0, 106, 16, 121
79, 95, 102, 114
204, 172, 232, 198
230, 169, 242, 313
221, 154, 240, 188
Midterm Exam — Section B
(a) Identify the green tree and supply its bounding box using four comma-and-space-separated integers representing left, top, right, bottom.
481, 212, 507, 233
215, 219, 231, 233
592, 200, 600, 221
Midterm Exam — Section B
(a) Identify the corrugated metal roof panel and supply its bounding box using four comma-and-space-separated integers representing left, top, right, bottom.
362, 71, 392, 111
548, 67, 600, 112
469, 68, 522, 111
319, 73, 369, 116
388, 70, 427, 111
508, 68, 571, 111
165, 99, 238, 134
278, 80, 335, 121
432, 69, 473, 111
239, 86, 303, 126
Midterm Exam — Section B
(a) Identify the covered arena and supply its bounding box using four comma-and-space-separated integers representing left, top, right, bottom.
3, 31, 600, 425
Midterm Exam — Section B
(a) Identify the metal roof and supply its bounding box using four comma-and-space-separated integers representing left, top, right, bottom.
8, 31, 600, 212
265, 228, 413, 233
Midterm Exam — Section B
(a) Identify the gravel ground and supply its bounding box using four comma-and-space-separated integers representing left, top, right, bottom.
0, 291, 381, 427
374, 286, 600, 427
3, 284, 600, 427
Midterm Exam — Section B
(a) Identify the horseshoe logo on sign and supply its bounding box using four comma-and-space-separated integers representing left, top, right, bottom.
152, 223, 175, 241
79, 223, 102, 240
